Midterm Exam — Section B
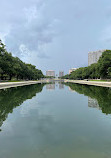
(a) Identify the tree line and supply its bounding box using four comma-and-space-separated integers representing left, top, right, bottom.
0, 39, 44, 80
62, 50, 111, 80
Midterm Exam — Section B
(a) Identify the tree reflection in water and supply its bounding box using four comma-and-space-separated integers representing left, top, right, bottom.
66, 83, 111, 115
0, 83, 45, 130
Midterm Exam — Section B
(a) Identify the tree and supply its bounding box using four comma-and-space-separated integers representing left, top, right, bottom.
63, 50, 111, 80
0, 39, 44, 80
98, 50, 111, 79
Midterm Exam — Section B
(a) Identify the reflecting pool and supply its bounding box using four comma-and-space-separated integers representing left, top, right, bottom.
0, 82, 111, 158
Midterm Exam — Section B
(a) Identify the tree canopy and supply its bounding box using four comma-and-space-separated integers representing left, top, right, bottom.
0, 40, 44, 80
62, 50, 111, 80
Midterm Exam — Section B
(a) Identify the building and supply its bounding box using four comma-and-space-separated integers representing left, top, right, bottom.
46, 70, 55, 77
69, 68, 77, 74
59, 71, 64, 77
88, 50, 106, 66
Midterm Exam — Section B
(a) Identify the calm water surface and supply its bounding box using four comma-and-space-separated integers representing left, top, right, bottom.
0, 82, 111, 158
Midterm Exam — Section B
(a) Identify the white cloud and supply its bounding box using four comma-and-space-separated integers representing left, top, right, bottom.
19, 44, 31, 59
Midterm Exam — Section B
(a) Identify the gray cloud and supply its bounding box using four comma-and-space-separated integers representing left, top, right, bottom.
37, 52, 50, 59
0, 0, 111, 74
0, 0, 59, 61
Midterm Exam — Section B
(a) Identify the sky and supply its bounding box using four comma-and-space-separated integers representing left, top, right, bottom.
0, 0, 111, 75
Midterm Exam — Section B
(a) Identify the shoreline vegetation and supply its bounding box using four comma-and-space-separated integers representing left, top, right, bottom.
0, 39, 44, 81
61, 50, 111, 80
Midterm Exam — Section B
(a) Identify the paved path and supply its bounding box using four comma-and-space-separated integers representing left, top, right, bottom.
64, 79, 111, 88
0, 80, 47, 90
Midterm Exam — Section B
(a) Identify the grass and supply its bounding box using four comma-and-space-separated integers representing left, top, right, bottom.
89, 79, 111, 82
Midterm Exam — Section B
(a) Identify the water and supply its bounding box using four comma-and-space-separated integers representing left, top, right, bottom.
0, 82, 111, 158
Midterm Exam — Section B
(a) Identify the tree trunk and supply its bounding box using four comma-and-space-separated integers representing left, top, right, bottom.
9, 75, 12, 80
1, 74, 4, 80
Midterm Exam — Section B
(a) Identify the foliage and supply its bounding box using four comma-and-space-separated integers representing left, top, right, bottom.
0, 83, 45, 129
45, 76, 55, 78
62, 50, 111, 80
66, 83, 111, 115
98, 50, 111, 78
0, 39, 44, 80
61, 74, 70, 79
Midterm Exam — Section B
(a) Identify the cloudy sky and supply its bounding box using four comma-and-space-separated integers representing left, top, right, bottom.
0, 0, 111, 74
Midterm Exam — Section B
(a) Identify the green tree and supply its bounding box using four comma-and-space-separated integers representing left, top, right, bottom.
98, 50, 111, 79
0, 39, 44, 80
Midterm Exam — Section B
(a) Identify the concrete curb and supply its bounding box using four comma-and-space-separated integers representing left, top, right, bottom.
64, 79, 111, 88
0, 81, 46, 90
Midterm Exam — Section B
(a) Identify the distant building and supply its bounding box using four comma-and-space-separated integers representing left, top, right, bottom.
46, 70, 55, 77
69, 68, 77, 74
59, 71, 64, 77
88, 50, 106, 66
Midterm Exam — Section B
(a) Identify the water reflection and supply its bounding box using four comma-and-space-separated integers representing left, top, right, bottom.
59, 83, 64, 89
46, 84, 55, 90
0, 83, 45, 130
88, 97, 100, 109
66, 83, 111, 115
69, 87, 76, 92
46, 82, 64, 90
0, 82, 111, 158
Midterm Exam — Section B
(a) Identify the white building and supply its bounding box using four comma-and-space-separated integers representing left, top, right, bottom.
69, 68, 77, 74
88, 50, 106, 66
46, 70, 55, 77
59, 71, 64, 77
